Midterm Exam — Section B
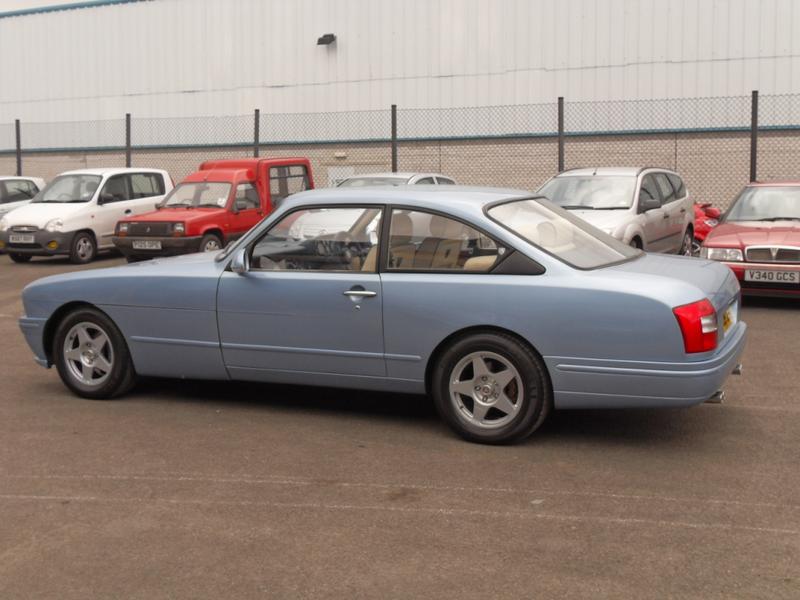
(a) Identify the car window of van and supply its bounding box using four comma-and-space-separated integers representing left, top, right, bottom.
235, 183, 260, 210
654, 173, 676, 203
270, 165, 310, 205
667, 174, 686, 199
639, 175, 661, 206
130, 173, 165, 199
100, 175, 131, 203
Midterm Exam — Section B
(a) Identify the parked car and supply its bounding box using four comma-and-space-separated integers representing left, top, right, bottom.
693, 202, 722, 254
0, 168, 171, 264
701, 181, 800, 297
0, 176, 46, 218
113, 158, 313, 262
19, 187, 745, 445
337, 172, 455, 187
537, 167, 695, 254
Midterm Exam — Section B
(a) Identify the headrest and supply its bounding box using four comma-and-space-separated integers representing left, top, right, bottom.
537, 220, 571, 247
429, 215, 463, 239
391, 212, 414, 245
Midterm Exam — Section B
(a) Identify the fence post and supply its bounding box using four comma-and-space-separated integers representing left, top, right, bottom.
391, 104, 398, 173
125, 113, 132, 167
749, 90, 758, 182
557, 97, 565, 172
253, 109, 260, 158
15, 119, 22, 176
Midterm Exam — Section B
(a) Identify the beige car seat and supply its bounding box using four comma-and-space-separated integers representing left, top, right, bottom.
387, 212, 416, 269
414, 215, 464, 269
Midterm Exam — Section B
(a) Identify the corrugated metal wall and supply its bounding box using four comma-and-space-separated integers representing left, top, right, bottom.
1, 0, 799, 122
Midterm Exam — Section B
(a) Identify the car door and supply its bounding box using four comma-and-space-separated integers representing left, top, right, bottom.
637, 174, 669, 252
227, 182, 263, 239
217, 205, 386, 381
654, 172, 685, 252
128, 172, 167, 214
95, 174, 133, 247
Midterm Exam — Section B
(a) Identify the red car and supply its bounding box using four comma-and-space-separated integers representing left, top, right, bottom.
701, 181, 800, 297
692, 202, 721, 254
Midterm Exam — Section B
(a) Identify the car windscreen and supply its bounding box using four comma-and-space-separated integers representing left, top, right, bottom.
725, 186, 800, 222
34, 174, 102, 203
162, 182, 232, 208
538, 176, 636, 210
487, 197, 641, 269
338, 177, 407, 187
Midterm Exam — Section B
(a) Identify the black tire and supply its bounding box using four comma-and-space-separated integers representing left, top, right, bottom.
431, 332, 552, 444
9, 253, 32, 263
678, 228, 694, 256
200, 233, 223, 253
630, 237, 643, 250
52, 307, 137, 400
69, 231, 97, 264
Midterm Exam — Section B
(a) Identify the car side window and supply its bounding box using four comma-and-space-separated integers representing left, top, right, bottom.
235, 183, 261, 210
130, 173, 165, 199
386, 209, 504, 272
250, 206, 382, 272
415, 177, 435, 185
99, 175, 131, 203
639, 175, 661, 208
654, 173, 676, 204
1, 180, 37, 203
667, 174, 686, 199
269, 165, 310, 206
436, 177, 455, 185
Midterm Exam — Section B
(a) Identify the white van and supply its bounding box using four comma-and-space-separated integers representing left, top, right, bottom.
0, 168, 172, 263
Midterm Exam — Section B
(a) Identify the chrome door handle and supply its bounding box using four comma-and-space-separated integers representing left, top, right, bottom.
343, 290, 377, 298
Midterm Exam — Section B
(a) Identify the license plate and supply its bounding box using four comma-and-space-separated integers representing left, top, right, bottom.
9, 234, 34, 244
744, 269, 799, 284
722, 301, 738, 333
132, 240, 162, 250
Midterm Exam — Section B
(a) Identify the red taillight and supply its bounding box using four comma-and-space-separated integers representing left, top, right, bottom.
673, 299, 718, 353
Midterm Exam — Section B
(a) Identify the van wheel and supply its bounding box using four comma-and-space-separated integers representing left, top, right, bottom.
431, 332, 551, 444
52, 307, 137, 399
70, 232, 96, 264
9, 253, 32, 263
200, 233, 223, 252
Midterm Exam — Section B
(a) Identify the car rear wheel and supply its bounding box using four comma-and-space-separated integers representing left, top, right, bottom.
70, 232, 96, 264
53, 308, 137, 399
679, 229, 693, 256
431, 332, 551, 444
200, 233, 223, 252
9, 253, 32, 263
629, 237, 643, 250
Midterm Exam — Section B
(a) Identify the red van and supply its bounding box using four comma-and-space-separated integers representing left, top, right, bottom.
113, 157, 313, 261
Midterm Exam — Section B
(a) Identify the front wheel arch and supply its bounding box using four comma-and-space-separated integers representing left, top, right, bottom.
43, 301, 106, 365
424, 325, 552, 397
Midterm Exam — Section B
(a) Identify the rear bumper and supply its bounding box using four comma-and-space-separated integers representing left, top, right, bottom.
0, 230, 75, 256
113, 235, 204, 258
547, 322, 748, 409
723, 261, 800, 297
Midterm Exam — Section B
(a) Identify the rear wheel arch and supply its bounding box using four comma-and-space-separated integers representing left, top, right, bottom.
424, 325, 552, 396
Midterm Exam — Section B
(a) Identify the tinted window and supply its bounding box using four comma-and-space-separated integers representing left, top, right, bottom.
667, 174, 686, 199
270, 165, 310, 205
99, 175, 131, 203
488, 198, 640, 269
415, 177, 435, 185
251, 206, 382, 272
654, 173, 676, 203
538, 176, 636, 209
130, 173, 165, 198
1, 180, 36, 203
235, 183, 260, 210
638, 175, 661, 209
437, 177, 456, 185
387, 209, 504, 272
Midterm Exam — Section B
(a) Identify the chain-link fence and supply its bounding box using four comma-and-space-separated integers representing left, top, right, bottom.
2, 92, 799, 209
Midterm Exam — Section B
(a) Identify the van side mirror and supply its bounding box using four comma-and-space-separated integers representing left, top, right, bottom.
230, 248, 249, 274
97, 192, 114, 205
639, 194, 660, 213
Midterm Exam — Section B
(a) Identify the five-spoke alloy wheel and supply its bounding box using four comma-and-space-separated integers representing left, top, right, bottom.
432, 332, 551, 444
53, 308, 137, 399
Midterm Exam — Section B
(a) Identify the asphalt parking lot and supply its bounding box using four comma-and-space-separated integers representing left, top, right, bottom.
0, 254, 798, 599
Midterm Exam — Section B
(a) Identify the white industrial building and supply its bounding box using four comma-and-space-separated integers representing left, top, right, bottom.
1, 0, 799, 122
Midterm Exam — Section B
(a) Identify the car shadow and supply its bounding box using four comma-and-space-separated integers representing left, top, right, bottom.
131, 377, 703, 446
742, 295, 800, 310
10, 252, 124, 267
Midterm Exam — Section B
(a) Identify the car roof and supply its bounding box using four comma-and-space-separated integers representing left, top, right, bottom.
555, 167, 677, 177
58, 167, 166, 177
283, 185, 532, 212
183, 169, 250, 183
747, 180, 800, 187
0, 175, 41, 180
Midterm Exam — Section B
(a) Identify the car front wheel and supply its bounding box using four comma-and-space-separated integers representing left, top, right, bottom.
53, 307, 137, 399
200, 233, 223, 252
70, 232, 96, 264
431, 332, 551, 444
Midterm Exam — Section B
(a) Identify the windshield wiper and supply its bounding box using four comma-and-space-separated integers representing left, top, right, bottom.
165, 203, 192, 208
594, 206, 629, 210
560, 205, 595, 210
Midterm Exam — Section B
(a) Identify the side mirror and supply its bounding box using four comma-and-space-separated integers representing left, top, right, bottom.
639, 195, 660, 213
97, 192, 114, 205
230, 248, 249, 275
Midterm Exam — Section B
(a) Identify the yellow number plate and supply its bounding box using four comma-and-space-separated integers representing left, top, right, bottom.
722, 302, 737, 333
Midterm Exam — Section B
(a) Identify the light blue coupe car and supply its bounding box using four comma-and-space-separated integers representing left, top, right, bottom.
19, 187, 746, 444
